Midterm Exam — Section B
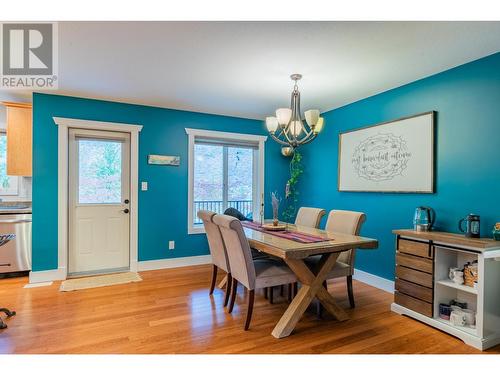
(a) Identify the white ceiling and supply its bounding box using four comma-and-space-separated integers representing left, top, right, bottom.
2, 21, 500, 120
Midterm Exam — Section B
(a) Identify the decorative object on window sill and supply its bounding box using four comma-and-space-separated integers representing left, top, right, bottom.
147, 154, 180, 166
265, 74, 324, 157
282, 151, 303, 224
493, 223, 500, 240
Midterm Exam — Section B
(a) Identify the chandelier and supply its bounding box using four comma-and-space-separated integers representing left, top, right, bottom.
265, 74, 324, 156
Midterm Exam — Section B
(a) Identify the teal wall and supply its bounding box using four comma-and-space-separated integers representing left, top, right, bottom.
32, 93, 289, 271
299, 52, 500, 281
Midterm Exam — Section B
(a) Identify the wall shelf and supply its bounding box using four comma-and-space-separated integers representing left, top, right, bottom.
436, 279, 478, 295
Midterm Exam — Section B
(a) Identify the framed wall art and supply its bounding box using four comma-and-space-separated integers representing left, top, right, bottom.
338, 111, 435, 193
147, 154, 180, 166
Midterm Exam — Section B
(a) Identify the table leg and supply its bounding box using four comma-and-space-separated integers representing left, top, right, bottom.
271, 253, 348, 339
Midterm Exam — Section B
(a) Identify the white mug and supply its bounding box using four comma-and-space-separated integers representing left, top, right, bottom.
452, 271, 464, 285
449, 267, 460, 280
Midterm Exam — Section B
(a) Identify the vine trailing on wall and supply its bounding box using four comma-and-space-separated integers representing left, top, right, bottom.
282, 151, 304, 224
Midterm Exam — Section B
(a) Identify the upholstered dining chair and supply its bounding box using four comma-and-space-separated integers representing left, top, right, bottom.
284, 207, 326, 301
306, 210, 366, 310
213, 214, 297, 330
295, 207, 326, 229
197, 210, 233, 307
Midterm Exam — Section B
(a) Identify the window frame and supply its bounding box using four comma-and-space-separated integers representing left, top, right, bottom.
186, 128, 267, 235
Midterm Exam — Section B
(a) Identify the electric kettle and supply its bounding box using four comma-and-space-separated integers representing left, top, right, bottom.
414, 206, 435, 232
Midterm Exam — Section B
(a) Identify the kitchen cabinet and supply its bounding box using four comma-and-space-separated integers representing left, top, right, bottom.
2, 102, 32, 176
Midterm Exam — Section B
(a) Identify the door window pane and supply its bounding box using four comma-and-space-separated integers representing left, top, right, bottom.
193, 144, 223, 215
227, 147, 253, 218
78, 139, 122, 204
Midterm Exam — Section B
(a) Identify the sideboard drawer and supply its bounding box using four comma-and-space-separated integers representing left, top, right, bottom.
398, 238, 432, 259
395, 278, 433, 303
396, 265, 433, 288
396, 252, 434, 274
395, 291, 433, 317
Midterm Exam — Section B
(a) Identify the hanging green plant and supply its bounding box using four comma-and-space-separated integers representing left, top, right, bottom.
282, 151, 304, 224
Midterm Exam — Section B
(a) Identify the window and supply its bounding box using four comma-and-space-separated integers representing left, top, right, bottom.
186, 128, 266, 234
77, 139, 123, 204
0, 132, 19, 196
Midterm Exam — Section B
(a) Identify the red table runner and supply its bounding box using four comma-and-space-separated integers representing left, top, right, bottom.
242, 221, 330, 244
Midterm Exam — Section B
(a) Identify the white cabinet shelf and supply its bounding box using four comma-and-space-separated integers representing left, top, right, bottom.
435, 317, 477, 336
436, 279, 478, 295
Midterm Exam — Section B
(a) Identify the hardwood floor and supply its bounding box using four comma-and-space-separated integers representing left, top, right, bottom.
0, 264, 498, 354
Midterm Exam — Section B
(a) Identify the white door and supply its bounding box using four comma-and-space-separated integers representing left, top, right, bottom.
68, 129, 131, 276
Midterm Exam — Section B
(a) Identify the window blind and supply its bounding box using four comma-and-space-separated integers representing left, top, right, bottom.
194, 136, 259, 149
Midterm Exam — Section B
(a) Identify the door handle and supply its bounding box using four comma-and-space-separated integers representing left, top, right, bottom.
124, 199, 130, 204
122, 208, 130, 214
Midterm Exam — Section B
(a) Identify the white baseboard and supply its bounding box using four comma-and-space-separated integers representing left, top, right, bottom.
24, 281, 53, 288
353, 268, 394, 293
138, 255, 212, 272
29, 267, 66, 284
27, 256, 212, 282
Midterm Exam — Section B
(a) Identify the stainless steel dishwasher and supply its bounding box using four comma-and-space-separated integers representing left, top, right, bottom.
0, 213, 32, 274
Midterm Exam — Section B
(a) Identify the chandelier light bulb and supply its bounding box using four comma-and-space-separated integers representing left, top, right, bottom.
265, 116, 279, 133
313, 117, 324, 134
289, 120, 303, 137
276, 108, 292, 126
304, 109, 320, 127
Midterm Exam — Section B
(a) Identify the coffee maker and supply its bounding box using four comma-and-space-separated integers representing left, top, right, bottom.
459, 214, 481, 238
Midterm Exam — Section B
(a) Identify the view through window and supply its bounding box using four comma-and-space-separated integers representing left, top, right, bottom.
193, 142, 254, 224
78, 139, 122, 204
0, 133, 19, 195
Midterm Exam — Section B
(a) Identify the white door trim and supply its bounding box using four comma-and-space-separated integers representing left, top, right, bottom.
53, 117, 143, 280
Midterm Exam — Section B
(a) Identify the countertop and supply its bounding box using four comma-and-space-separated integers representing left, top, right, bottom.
393, 229, 500, 251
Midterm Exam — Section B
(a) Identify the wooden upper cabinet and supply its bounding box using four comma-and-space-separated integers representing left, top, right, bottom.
2, 101, 32, 176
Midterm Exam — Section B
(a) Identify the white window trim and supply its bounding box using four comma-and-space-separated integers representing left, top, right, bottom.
186, 128, 267, 235
51, 117, 143, 281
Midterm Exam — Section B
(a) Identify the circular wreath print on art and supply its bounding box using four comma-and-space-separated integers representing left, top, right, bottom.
351, 133, 411, 182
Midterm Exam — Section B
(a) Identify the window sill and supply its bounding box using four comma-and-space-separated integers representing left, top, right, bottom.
188, 225, 206, 235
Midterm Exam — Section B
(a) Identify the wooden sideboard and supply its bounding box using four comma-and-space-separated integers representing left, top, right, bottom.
392, 229, 500, 351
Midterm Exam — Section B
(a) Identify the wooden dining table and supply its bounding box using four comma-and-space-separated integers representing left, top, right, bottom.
243, 221, 378, 339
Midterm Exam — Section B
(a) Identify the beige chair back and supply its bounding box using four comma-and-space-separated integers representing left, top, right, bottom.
197, 210, 230, 273
325, 210, 366, 270
213, 214, 256, 290
295, 207, 326, 228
